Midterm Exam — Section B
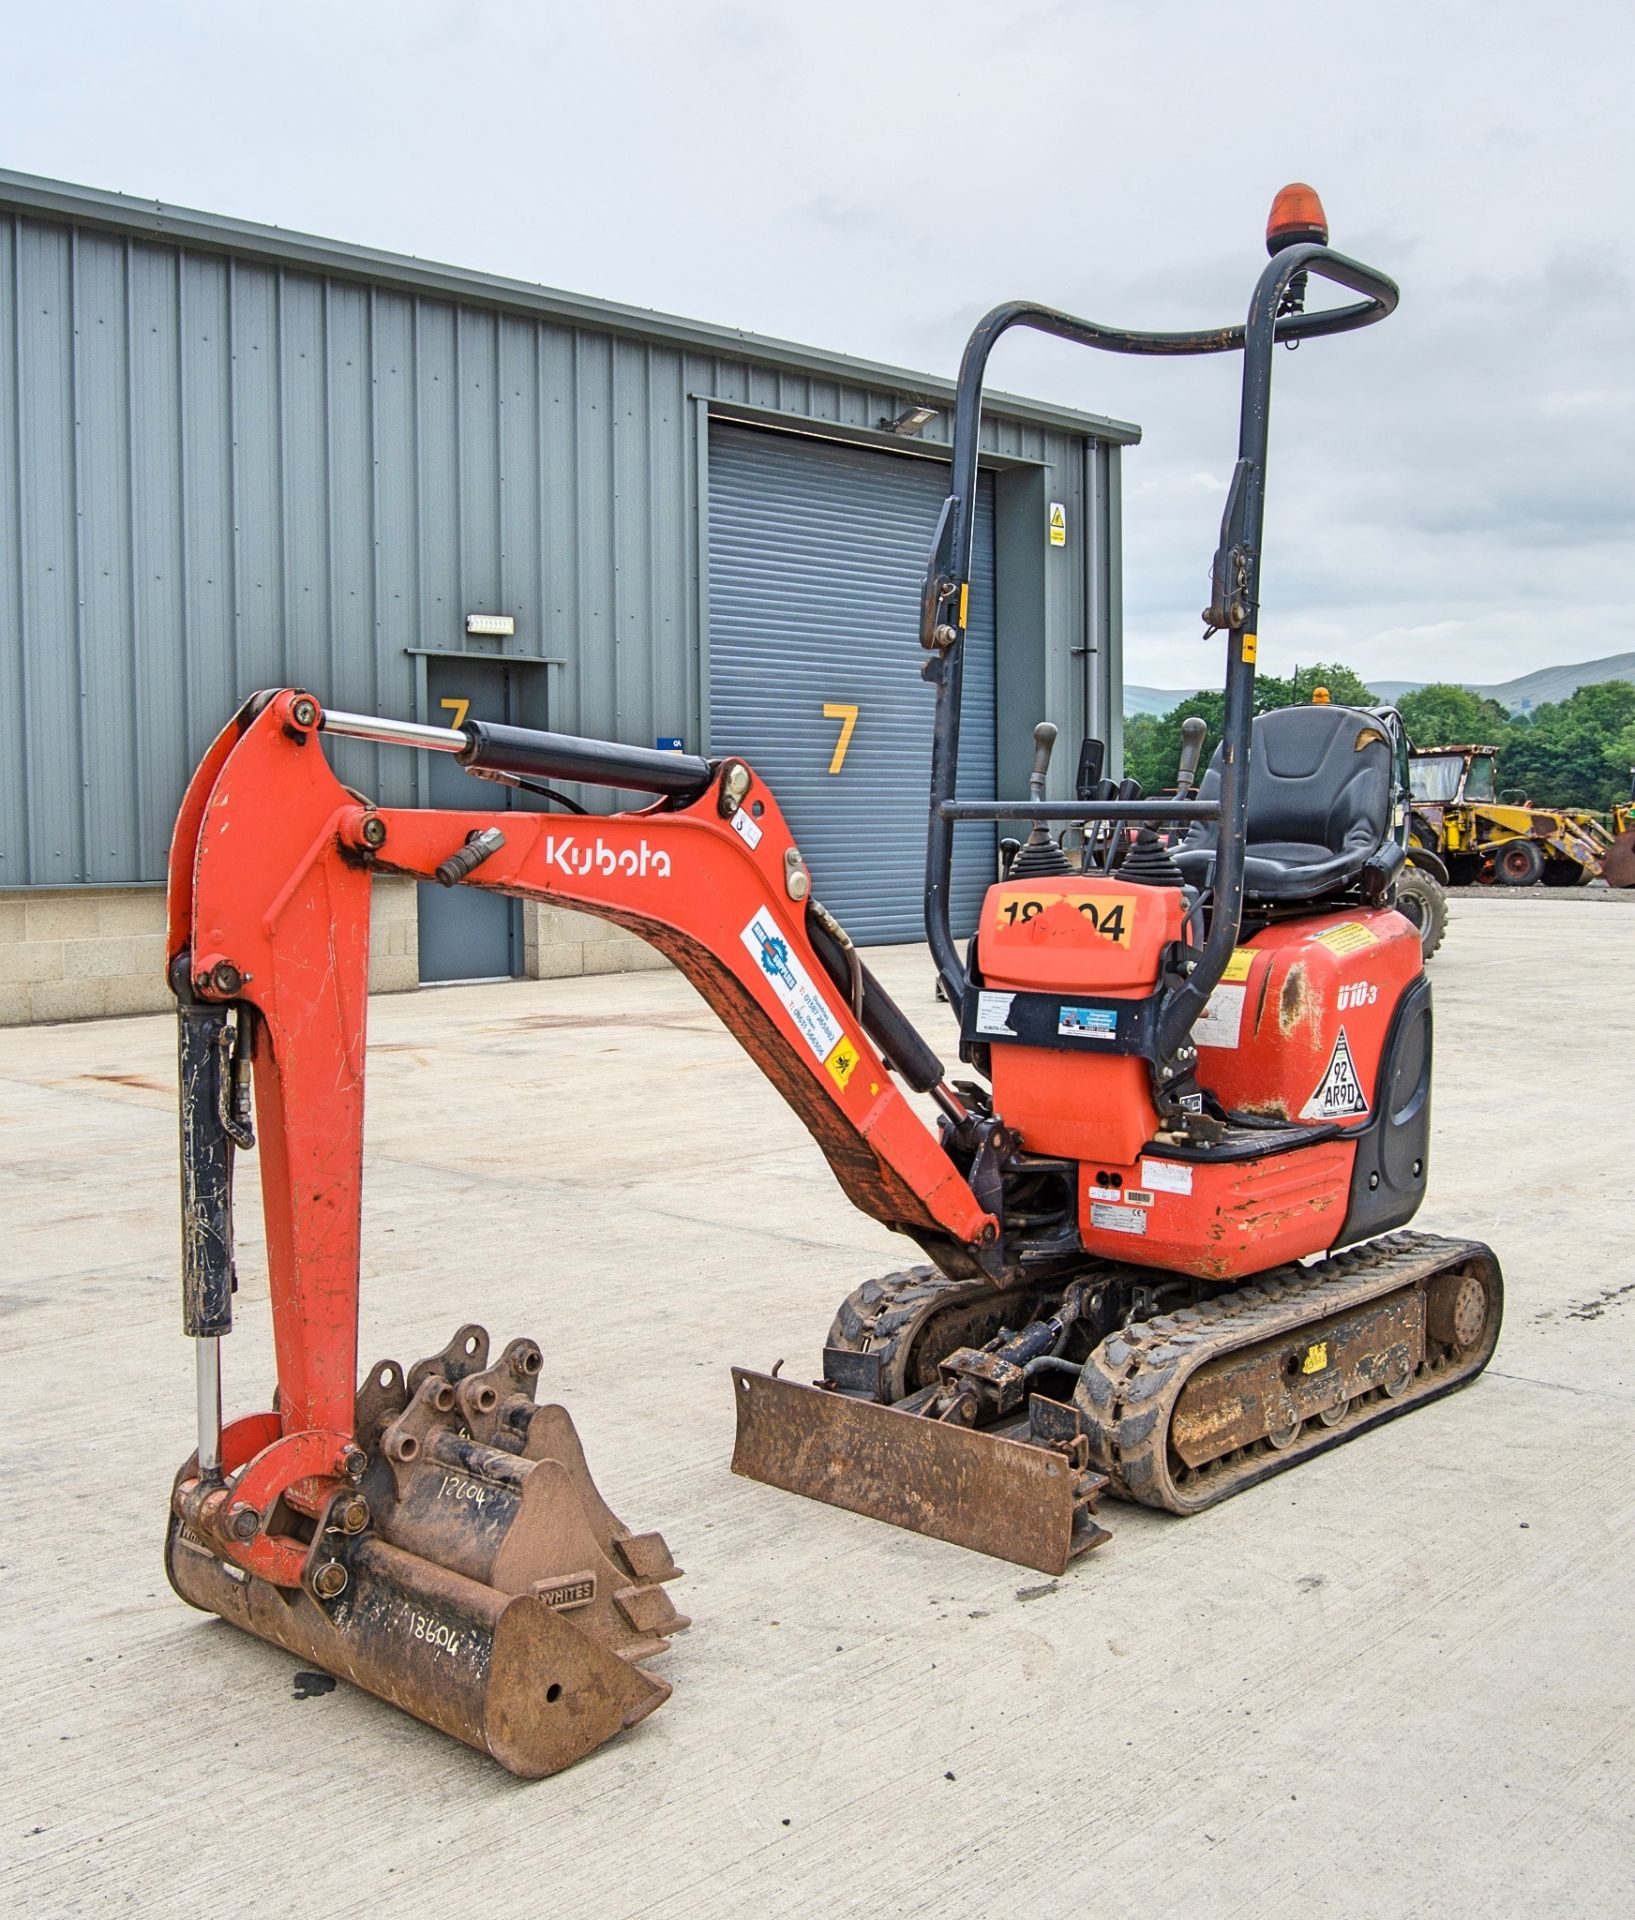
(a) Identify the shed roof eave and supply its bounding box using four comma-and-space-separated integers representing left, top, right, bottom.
0, 167, 1141, 447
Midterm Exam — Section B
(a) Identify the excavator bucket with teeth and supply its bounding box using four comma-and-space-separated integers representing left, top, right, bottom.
166, 1325, 686, 1778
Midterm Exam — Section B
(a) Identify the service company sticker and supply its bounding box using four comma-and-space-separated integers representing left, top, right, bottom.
1058, 1005, 1119, 1041
741, 911, 843, 1065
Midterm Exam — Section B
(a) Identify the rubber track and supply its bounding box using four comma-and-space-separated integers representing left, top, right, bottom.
827, 1232, 1503, 1519
827, 1266, 1041, 1402
1076, 1230, 1503, 1513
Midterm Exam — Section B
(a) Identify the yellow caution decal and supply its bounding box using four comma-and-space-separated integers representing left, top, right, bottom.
1220, 947, 1257, 983
1242, 632, 1258, 663
1300, 1341, 1329, 1375
824, 1035, 860, 1091
958, 583, 969, 630
1313, 921, 1378, 958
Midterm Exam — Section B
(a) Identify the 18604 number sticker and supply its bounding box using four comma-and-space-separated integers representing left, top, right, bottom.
991, 890, 1137, 948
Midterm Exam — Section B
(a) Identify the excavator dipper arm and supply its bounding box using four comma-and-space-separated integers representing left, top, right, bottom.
166, 688, 995, 1590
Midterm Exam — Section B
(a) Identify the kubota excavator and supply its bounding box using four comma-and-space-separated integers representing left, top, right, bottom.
164, 185, 1502, 1778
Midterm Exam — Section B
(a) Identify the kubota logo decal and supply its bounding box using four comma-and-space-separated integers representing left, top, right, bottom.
544, 834, 671, 879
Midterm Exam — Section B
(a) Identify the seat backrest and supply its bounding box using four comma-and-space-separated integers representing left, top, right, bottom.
1186, 705, 1393, 858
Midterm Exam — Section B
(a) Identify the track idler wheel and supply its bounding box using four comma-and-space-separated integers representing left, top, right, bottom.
165, 1325, 687, 1777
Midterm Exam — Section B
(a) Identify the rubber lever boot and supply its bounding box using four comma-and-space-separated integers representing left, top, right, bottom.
1011, 723, 1072, 880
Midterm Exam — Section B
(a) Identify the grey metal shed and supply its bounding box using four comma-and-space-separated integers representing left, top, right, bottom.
0, 169, 1138, 1016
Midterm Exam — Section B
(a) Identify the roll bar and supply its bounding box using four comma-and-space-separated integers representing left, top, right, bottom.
921, 239, 1398, 1060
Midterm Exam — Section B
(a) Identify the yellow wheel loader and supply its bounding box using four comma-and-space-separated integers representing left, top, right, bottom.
1407, 744, 1618, 886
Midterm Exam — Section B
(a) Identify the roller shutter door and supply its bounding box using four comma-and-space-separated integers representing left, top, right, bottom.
707, 424, 996, 944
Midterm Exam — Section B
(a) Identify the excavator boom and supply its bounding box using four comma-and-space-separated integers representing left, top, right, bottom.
164, 686, 996, 1772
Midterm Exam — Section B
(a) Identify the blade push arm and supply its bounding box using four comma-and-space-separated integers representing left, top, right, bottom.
167, 690, 995, 1583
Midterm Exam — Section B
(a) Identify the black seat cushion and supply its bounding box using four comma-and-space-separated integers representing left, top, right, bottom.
1174, 706, 1392, 902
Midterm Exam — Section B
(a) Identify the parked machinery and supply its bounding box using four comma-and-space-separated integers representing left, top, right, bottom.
163, 185, 1501, 1776
1407, 743, 1620, 885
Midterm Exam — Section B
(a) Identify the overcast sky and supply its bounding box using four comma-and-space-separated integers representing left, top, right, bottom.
5, 1, 1629, 691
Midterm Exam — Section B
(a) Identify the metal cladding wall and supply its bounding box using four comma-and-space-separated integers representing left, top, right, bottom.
0, 174, 1135, 892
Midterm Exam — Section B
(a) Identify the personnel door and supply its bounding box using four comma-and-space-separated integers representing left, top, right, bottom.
418, 656, 522, 983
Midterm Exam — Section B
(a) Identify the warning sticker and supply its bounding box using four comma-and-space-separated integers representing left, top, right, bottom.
1141, 1157, 1194, 1195
1091, 1201, 1147, 1236
824, 1035, 860, 1091
1194, 983, 1246, 1049
741, 911, 843, 1065
1221, 947, 1257, 983
1300, 1027, 1370, 1121
1058, 1005, 1118, 1041
729, 808, 763, 850
1048, 501, 1067, 547
1313, 921, 1378, 958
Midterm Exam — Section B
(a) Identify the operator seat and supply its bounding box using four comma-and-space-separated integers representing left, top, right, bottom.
1174, 705, 1395, 901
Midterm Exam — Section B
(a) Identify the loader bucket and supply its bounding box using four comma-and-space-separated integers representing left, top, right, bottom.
1603, 828, 1635, 889
730, 1367, 1110, 1576
168, 1326, 687, 1777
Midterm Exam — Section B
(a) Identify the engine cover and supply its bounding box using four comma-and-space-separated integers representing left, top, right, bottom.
1193, 907, 1422, 1126
976, 874, 1183, 1164
977, 884, 1427, 1281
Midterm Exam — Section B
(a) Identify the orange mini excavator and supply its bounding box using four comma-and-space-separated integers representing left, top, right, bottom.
164, 187, 1502, 1776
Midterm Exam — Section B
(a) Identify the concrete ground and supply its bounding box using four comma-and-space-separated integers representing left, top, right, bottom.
2, 894, 1631, 1918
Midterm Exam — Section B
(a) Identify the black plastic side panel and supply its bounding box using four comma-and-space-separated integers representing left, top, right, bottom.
1335, 974, 1433, 1247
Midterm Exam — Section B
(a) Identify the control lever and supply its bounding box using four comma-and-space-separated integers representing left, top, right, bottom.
1028, 722, 1058, 804
1175, 717, 1208, 800
1008, 723, 1070, 879
1086, 777, 1120, 869
1023, 722, 1057, 851
999, 837, 1022, 879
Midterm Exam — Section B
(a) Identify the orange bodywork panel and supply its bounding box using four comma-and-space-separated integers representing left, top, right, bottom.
1070, 906, 1419, 1278
1078, 1139, 1359, 1280
972, 876, 1418, 1283
978, 875, 1183, 1164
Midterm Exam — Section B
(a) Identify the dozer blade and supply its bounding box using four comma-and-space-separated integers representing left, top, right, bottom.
730, 1367, 1110, 1576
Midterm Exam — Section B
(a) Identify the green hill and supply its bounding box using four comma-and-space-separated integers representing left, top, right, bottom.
1126, 652, 1635, 717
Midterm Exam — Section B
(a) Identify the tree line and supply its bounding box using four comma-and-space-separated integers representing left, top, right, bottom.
1122, 663, 1635, 814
